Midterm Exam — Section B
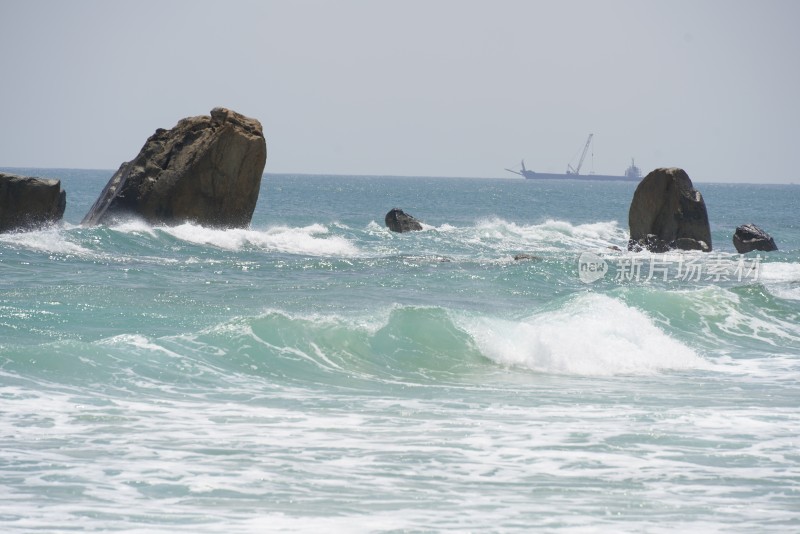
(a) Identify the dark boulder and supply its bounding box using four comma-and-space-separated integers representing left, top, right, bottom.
628, 167, 712, 252
0, 172, 66, 233
385, 208, 423, 233
82, 107, 267, 227
733, 223, 777, 253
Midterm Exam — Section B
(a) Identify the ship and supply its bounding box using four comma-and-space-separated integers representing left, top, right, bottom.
505, 134, 642, 182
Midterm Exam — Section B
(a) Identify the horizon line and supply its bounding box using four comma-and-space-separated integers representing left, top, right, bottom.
0, 165, 793, 186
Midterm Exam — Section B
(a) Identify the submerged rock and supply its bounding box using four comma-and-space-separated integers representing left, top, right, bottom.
385, 208, 423, 233
513, 254, 539, 261
733, 223, 777, 253
82, 107, 267, 227
628, 167, 712, 252
0, 172, 66, 233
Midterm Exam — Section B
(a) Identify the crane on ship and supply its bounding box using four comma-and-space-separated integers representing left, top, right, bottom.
566, 133, 594, 175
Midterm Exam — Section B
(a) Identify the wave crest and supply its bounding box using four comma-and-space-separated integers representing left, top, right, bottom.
155, 222, 360, 256
102, 299, 708, 383
458, 293, 706, 376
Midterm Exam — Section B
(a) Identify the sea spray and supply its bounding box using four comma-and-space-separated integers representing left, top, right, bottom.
161, 222, 360, 256
458, 293, 706, 376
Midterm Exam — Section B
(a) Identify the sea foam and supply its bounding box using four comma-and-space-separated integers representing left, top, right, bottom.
429, 218, 626, 256
760, 261, 800, 301
458, 293, 706, 376
160, 223, 359, 256
0, 226, 92, 256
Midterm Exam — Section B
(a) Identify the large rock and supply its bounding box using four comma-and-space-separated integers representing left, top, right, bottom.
385, 208, 423, 233
82, 107, 266, 227
733, 223, 777, 253
0, 172, 66, 233
628, 167, 712, 252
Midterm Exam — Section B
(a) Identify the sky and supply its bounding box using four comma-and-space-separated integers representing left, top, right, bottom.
1, 0, 799, 183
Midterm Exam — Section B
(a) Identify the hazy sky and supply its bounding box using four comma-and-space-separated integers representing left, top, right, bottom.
1, 0, 799, 182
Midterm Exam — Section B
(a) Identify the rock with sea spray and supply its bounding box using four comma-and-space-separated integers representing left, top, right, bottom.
82, 107, 267, 227
628, 167, 712, 252
385, 208, 423, 233
0, 172, 66, 233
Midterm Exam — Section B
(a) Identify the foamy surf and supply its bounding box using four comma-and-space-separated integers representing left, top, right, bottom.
108, 218, 158, 236
159, 222, 360, 256
111, 300, 712, 383
760, 261, 800, 301
458, 293, 706, 376
436, 218, 626, 252
0, 226, 92, 256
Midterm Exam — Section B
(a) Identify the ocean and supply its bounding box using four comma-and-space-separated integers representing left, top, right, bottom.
1, 168, 798, 532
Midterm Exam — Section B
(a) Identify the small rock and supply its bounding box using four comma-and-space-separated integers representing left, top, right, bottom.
733, 223, 777, 253
385, 208, 423, 233
513, 254, 538, 261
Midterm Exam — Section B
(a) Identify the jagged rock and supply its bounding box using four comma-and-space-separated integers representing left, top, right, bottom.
0, 172, 66, 233
733, 223, 777, 253
82, 107, 267, 227
628, 167, 712, 252
385, 208, 423, 233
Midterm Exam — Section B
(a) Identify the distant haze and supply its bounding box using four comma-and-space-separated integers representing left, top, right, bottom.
1, 0, 799, 183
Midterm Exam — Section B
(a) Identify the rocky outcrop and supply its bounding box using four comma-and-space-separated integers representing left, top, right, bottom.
628, 167, 712, 252
385, 208, 423, 233
733, 223, 777, 253
82, 107, 267, 227
0, 172, 66, 233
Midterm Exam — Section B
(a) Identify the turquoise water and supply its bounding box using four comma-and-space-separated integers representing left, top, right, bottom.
1, 169, 799, 532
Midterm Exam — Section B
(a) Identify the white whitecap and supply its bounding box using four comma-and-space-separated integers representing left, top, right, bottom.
758, 262, 800, 301
161, 223, 359, 256
109, 218, 157, 236
458, 293, 706, 376
98, 333, 183, 358
758, 262, 800, 282
0, 226, 92, 256
429, 217, 627, 254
